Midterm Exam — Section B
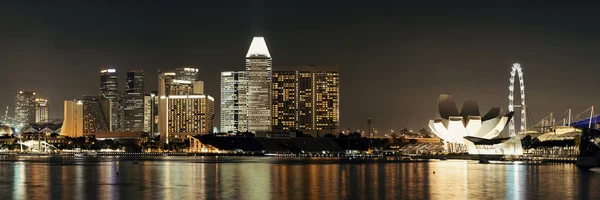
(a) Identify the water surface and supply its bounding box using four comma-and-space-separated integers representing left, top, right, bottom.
0, 156, 598, 200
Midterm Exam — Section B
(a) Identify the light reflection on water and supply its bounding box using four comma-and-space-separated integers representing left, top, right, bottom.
0, 157, 598, 200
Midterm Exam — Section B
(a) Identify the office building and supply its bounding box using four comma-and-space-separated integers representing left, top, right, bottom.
220, 71, 248, 133
100, 68, 122, 131
35, 98, 49, 123
272, 66, 340, 137
123, 70, 145, 132
143, 92, 158, 136
162, 95, 214, 143
60, 98, 109, 138
158, 68, 213, 144
14, 91, 36, 126
245, 37, 272, 132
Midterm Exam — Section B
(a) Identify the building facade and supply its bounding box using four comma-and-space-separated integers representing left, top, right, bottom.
123, 70, 145, 132
100, 69, 122, 131
14, 91, 36, 126
245, 37, 272, 132
35, 98, 49, 123
61, 99, 109, 138
164, 95, 214, 143
271, 66, 340, 136
158, 68, 213, 143
220, 71, 248, 133
143, 92, 158, 136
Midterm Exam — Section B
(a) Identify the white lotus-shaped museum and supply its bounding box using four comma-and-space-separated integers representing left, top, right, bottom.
429, 94, 520, 154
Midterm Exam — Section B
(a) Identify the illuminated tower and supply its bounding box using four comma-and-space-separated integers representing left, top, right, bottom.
14, 91, 36, 126
158, 67, 213, 144
35, 98, 49, 123
220, 71, 248, 133
123, 70, 145, 132
272, 66, 340, 137
245, 37, 272, 133
100, 68, 122, 131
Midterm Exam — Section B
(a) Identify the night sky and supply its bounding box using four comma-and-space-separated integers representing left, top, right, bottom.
1, 1, 599, 134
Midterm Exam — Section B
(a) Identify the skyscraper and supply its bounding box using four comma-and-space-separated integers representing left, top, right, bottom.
245, 37, 272, 132
220, 71, 248, 133
158, 68, 213, 144
35, 98, 49, 123
14, 91, 36, 126
143, 92, 158, 136
272, 66, 340, 136
123, 70, 145, 132
100, 68, 122, 131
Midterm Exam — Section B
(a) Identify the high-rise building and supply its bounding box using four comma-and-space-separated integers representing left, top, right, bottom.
245, 37, 272, 132
272, 66, 340, 136
143, 92, 158, 136
100, 68, 122, 131
220, 71, 248, 133
35, 98, 49, 123
164, 95, 214, 143
158, 68, 204, 96
61, 98, 109, 138
158, 68, 213, 144
123, 70, 145, 132
14, 91, 36, 126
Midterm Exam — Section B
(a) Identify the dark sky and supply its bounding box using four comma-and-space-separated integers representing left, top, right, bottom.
1, 1, 599, 134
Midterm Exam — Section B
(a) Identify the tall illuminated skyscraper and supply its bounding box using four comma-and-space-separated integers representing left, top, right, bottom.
35, 98, 49, 123
272, 66, 340, 136
220, 71, 248, 133
143, 92, 158, 136
158, 67, 213, 144
14, 91, 36, 126
100, 68, 122, 131
123, 70, 145, 132
245, 37, 272, 132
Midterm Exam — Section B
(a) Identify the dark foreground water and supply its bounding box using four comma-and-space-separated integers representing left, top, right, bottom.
0, 156, 598, 200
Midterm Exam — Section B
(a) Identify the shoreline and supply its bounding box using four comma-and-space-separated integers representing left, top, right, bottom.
0, 152, 578, 164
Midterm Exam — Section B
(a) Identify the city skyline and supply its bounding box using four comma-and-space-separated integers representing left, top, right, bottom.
2, 2, 600, 133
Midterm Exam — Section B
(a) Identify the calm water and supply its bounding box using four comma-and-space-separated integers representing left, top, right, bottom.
0, 156, 598, 200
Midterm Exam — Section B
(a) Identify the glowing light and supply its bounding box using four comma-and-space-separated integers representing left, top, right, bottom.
173, 80, 191, 84
245, 37, 271, 57
222, 72, 233, 76
163, 72, 176, 76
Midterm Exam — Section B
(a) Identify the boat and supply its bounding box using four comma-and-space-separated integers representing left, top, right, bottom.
74, 153, 85, 158
479, 159, 490, 164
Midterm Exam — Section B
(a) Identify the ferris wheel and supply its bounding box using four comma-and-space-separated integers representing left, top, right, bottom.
508, 63, 526, 137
